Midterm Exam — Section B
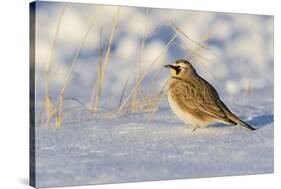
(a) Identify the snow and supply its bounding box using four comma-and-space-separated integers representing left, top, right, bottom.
35, 98, 273, 188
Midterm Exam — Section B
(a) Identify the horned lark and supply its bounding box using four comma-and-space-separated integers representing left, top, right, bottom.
164, 58, 255, 131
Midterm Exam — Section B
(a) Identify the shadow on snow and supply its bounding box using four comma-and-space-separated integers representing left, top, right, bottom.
207, 114, 273, 130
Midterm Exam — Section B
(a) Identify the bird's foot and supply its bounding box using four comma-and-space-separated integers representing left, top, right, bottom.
192, 125, 200, 132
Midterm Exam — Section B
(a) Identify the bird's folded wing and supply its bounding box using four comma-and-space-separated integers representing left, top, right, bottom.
178, 80, 229, 121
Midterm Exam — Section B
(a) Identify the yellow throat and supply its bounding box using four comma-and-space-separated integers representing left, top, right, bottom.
170, 68, 178, 77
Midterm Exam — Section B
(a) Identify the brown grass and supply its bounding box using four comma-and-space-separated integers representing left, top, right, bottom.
90, 28, 103, 110
55, 17, 97, 128
170, 22, 218, 58
43, 4, 67, 124
115, 33, 177, 114
40, 6, 231, 128
42, 15, 97, 128
91, 7, 120, 113
130, 8, 150, 113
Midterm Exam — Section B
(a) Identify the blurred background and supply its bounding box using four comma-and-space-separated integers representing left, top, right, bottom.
34, 1, 273, 118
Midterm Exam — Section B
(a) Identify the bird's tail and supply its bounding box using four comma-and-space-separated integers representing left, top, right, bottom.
236, 119, 256, 131
219, 101, 256, 131
229, 117, 256, 131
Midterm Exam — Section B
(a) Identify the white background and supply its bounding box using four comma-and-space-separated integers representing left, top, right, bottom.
0, 0, 279, 189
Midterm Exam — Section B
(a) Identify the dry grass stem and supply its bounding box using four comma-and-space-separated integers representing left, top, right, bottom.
131, 8, 150, 112
39, 7, 237, 127
149, 80, 168, 112
118, 72, 131, 110
90, 28, 103, 110
52, 17, 96, 128
190, 31, 214, 61
92, 7, 120, 113
117, 34, 177, 113
170, 22, 219, 58
43, 4, 67, 121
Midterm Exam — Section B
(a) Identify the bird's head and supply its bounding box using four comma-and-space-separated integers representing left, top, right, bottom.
164, 59, 196, 79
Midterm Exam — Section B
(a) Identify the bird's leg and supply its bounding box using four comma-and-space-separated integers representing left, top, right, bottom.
192, 124, 200, 132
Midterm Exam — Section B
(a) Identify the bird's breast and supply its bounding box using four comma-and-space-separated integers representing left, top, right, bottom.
168, 91, 196, 126
167, 89, 214, 127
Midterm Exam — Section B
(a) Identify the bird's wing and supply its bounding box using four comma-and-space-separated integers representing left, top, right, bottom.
175, 78, 232, 122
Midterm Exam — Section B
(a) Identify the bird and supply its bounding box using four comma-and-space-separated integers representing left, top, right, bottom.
164, 58, 255, 132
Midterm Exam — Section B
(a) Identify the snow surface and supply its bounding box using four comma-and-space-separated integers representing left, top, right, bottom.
35, 98, 273, 188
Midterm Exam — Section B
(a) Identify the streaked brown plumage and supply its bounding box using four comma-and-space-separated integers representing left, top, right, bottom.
165, 58, 255, 131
